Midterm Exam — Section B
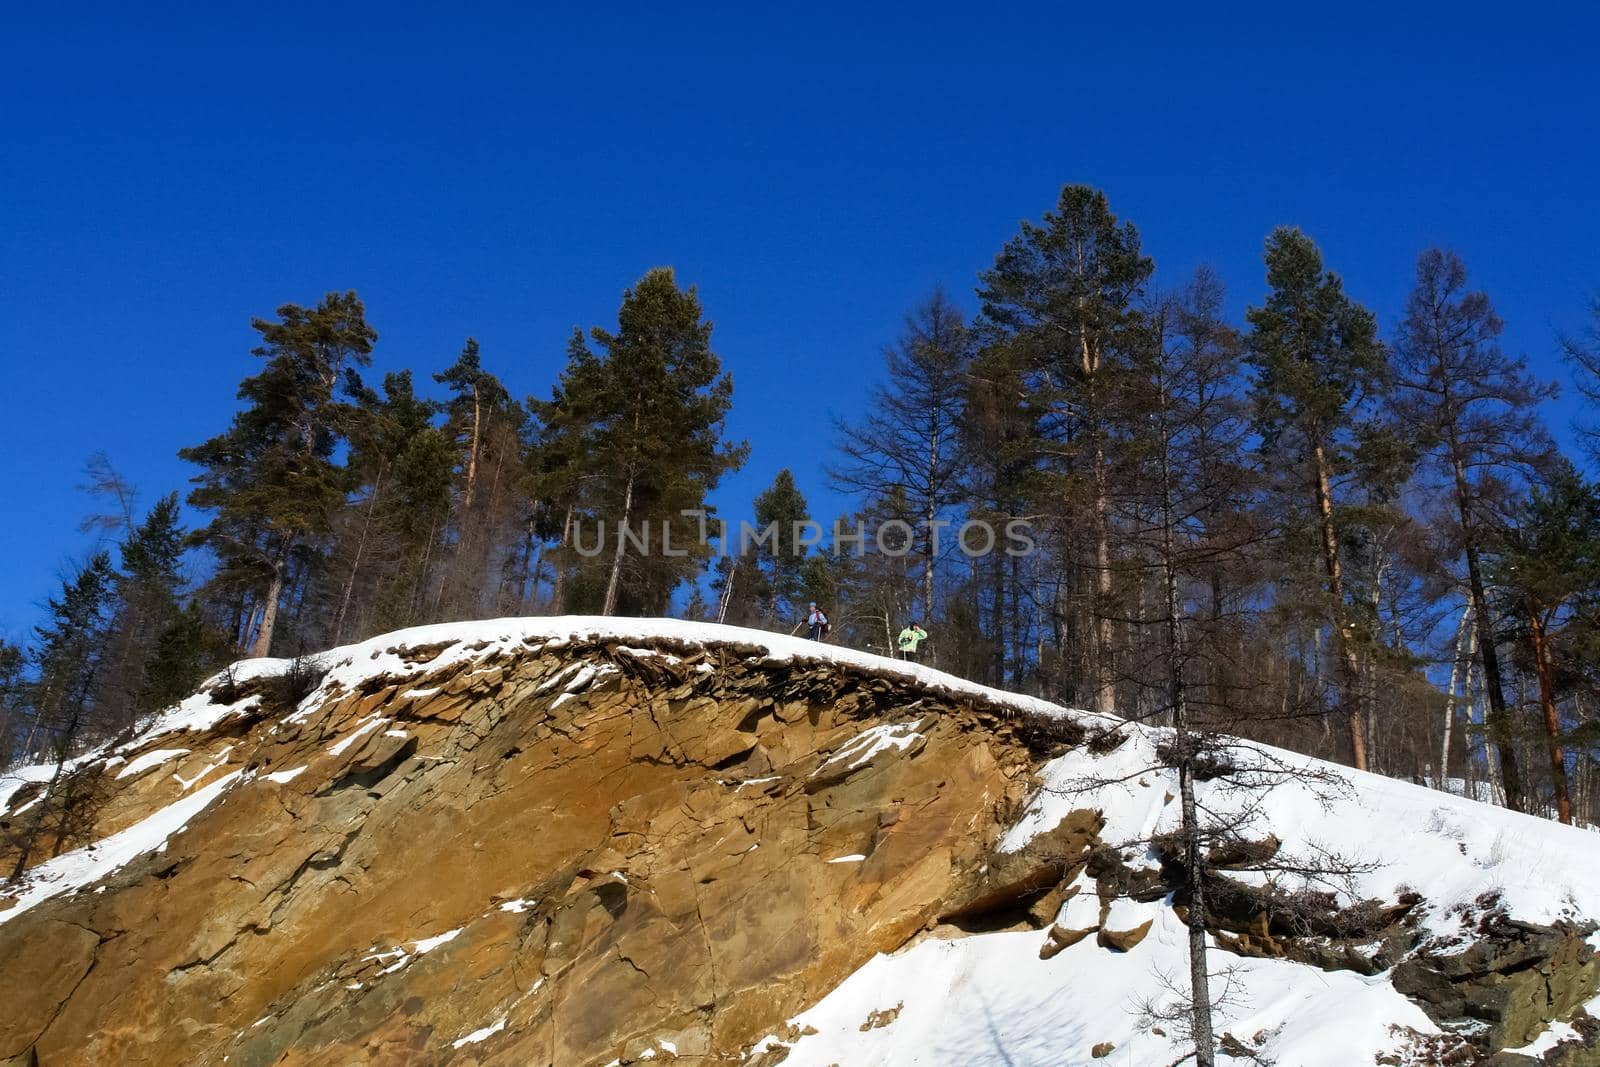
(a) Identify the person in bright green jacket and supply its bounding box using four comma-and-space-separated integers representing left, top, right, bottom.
896, 621, 928, 662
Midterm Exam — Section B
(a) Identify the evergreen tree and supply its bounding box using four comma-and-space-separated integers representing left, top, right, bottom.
9, 552, 117, 881
1245, 228, 1389, 771
978, 185, 1153, 713
547, 268, 747, 616
750, 469, 812, 626
180, 292, 376, 657
432, 344, 529, 623
958, 342, 1039, 687
95, 493, 187, 729
326, 370, 449, 641
137, 603, 226, 718
1392, 249, 1556, 810
434, 339, 502, 512
1490, 464, 1600, 824
0, 640, 24, 764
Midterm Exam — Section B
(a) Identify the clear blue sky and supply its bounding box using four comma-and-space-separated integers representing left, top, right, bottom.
3, 4, 1597, 640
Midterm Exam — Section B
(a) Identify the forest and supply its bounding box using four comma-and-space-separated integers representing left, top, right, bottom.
6, 183, 1600, 828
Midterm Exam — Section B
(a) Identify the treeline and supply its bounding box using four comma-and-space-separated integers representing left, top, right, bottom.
0, 268, 744, 782
720, 187, 1600, 827
3, 185, 1600, 828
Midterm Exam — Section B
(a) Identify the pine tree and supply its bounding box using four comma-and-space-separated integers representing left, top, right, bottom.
750, 469, 813, 626
434, 339, 500, 512
326, 370, 449, 642
1245, 228, 1389, 771
432, 346, 529, 623
137, 603, 225, 717
0, 640, 24, 764
95, 493, 187, 729
978, 185, 1154, 714
180, 292, 376, 657
547, 268, 747, 616
1392, 249, 1556, 811
1490, 464, 1600, 824
959, 343, 1039, 686
9, 553, 117, 881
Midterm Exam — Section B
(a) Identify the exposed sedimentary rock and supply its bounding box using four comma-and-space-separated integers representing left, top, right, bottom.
0, 621, 1595, 1066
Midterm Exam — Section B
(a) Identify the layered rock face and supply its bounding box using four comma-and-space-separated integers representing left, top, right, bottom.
0, 619, 1597, 1066
0, 626, 1086, 1065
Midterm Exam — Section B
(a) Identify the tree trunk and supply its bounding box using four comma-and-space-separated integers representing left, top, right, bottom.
1452, 455, 1524, 811
552, 502, 574, 615
1527, 609, 1573, 824
601, 472, 635, 617
334, 463, 385, 645
1156, 361, 1215, 1066
1311, 441, 1367, 770
250, 557, 286, 658
1092, 447, 1116, 716
923, 423, 939, 625
716, 558, 736, 624
463, 384, 481, 510
1440, 603, 1473, 790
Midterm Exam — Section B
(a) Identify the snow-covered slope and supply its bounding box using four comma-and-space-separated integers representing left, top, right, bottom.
1, 617, 1597, 1066
759, 724, 1600, 1066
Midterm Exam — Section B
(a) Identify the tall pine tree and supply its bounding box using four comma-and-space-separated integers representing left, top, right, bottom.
1246, 228, 1389, 771
978, 185, 1153, 713
180, 292, 376, 657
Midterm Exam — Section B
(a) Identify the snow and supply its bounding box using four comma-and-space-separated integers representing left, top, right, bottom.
328, 717, 386, 756
452, 1017, 506, 1048
0, 616, 1083, 828
756, 909, 1438, 1067
114, 748, 189, 779
173, 745, 233, 791
0, 770, 242, 926
498, 898, 536, 913
0, 764, 61, 814
411, 927, 462, 954
364, 926, 464, 978
205, 616, 1087, 738
814, 721, 924, 777
264, 765, 308, 784
826, 854, 866, 864
999, 726, 1600, 940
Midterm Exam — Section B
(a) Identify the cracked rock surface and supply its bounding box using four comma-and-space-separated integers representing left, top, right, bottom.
0, 634, 1079, 1065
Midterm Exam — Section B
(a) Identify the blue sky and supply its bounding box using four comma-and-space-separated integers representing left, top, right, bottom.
2, 4, 1597, 639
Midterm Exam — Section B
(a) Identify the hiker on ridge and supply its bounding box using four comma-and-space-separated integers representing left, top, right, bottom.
896, 620, 928, 662
806, 602, 830, 642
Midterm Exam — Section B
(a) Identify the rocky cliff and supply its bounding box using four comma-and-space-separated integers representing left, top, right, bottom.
1, 618, 1597, 1066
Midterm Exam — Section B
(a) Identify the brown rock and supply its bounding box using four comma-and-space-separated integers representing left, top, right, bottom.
1097, 919, 1154, 952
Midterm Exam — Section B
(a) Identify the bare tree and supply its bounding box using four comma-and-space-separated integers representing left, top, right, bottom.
832, 288, 972, 629
1392, 249, 1556, 811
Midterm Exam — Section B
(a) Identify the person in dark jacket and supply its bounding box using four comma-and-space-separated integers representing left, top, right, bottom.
806, 603, 830, 641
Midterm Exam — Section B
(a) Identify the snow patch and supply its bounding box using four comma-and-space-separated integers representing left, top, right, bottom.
814, 722, 923, 777
452, 1017, 506, 1048
115, 748, 190, 780
328, 717, 386, 756
0, 770, 242, 925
